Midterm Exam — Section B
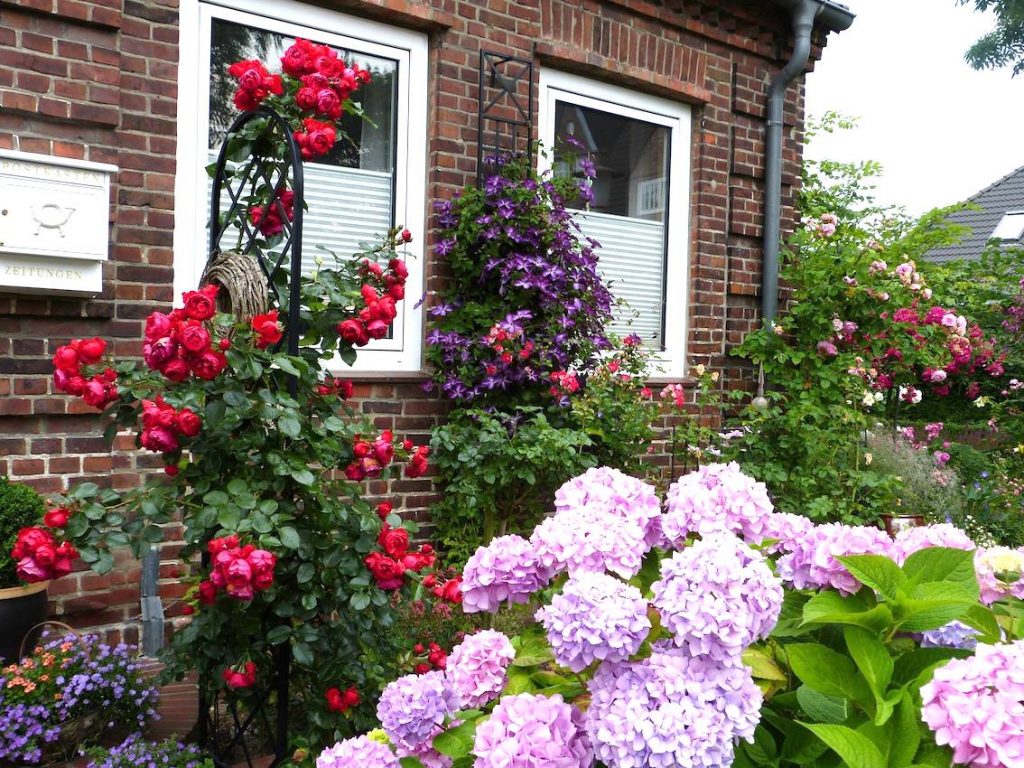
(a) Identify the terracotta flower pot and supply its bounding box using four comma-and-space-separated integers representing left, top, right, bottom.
0, 580, 50, 664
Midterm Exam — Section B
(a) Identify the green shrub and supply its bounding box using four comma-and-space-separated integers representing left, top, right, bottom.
0, 477, 46, 588
429, 407, 596, 565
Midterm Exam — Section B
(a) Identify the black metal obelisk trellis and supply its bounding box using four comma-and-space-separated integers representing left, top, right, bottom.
200, 106, 304, 768
476, 50, 533, 187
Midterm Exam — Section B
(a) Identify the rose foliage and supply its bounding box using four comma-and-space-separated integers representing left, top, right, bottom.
34, 42, 460, 758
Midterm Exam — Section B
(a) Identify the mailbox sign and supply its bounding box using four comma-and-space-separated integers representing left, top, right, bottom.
0, 150, 117, 296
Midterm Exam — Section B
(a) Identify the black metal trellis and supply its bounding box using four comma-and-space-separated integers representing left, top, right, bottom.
476, 50, 534, 186
200, 106, 304, 768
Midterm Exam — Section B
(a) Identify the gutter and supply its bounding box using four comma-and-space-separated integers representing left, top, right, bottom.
761, 0, 855, 326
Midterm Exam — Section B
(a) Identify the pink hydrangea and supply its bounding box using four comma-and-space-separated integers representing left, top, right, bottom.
891, 523, 975, 564
531, 504, 648, 580
776, 523, 894, 595
460, 534, 552, 614
975, 547, 1024, 605
661, 462, 776, 547
536, 571, 651, 672
921, 640, 1024, 767
445, 630, 515, 708
586, 645, 762, 768
472, 693, 591, 768
554, 466, 664, 547
651, 533, 782, 662
759, 512, 815, 554
316, 736, 399, 768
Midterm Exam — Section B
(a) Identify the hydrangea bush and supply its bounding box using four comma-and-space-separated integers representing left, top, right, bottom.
316, 463, 1024, 768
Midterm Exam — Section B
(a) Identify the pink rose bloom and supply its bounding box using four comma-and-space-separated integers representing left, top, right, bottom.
816, 340, 838, 357
143, 337, 176, 368
145, 311, 173, 340
141, 426, 179, 454
16, 556, 50, 582
226, 557, 254, 596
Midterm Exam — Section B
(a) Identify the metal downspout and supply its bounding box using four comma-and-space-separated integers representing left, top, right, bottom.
761, 0, 819, 327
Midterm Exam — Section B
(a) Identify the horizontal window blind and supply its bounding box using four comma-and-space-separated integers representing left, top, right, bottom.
573, 209, 666, 345
208, 149, 393, 275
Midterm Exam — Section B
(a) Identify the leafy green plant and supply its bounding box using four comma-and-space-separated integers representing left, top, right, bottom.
0, 477, 45, 589
429, 408, 596, 565
740, 547, 1001, 768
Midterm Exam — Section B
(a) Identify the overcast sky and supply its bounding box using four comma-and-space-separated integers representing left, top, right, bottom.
803, 0, 1024, 216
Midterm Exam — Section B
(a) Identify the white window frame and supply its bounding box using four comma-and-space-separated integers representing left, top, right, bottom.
537, 70, 691, 380
174, 0, 428, 374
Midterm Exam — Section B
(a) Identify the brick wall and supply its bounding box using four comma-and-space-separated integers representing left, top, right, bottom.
0, 0, 832, 641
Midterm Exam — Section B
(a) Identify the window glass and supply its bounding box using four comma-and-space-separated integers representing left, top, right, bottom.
207, 18, 397, 276
553, 102, 671, 346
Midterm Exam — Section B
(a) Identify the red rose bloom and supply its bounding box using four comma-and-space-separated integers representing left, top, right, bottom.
141, 426, 179, 454
179, 322, 212, 354
198, 580, 217, 605
77, 337, 106, 364
438, 576, 463, 604
378, 525, 409, 558
364, 552, 405, 590
176, 408, 202, 438
191, 350, 228, 380
250, 310, 283, 349
376, 502, 393, 520
43, 507, 70, 529
182, 285, 219, 321
145, 311, 173, 340
338, 319, 369, 347
222, 660, 257, 689
53, 345, 79, 373
160, 358, 191, 383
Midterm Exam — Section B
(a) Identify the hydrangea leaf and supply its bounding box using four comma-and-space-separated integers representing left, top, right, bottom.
800, 723, 887, 768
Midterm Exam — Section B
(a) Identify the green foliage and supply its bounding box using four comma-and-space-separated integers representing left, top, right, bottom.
0, 477, 46, 588
429, 408, 596, 565
425, 154, 661, 561
727, 114, 991, 524
741, 547, 995, 768
958, 0, 1024, 75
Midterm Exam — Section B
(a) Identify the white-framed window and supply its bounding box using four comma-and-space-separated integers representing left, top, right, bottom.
174, 0, 428, 373
538, 70, 692, 379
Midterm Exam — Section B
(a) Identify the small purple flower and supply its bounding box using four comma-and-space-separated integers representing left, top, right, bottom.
316, 736, 399, 768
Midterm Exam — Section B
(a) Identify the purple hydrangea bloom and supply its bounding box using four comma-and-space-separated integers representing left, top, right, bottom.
316, 736, 399, 768
554, 466, 664, 547
921, 621, 979, 650
662, 463, 776, 546
759, 512, 815, 554
892, 523, 975, 564
472, 693, 591, 768
531, 504, 648, 580
776, 523, 895, 595
921, 640, 1024, 767
445, 630, 516, 708
536, 572, 651, 672
586, 645, 762, 768
460, 534, 552, 613
651, 534, 782, 662
376, 671, 459, 752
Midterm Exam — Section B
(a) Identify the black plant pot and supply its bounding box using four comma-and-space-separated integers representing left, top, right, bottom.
0, 581, 49, 664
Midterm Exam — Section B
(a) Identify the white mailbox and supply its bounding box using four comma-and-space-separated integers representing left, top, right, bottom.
0, 150, 117, 297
